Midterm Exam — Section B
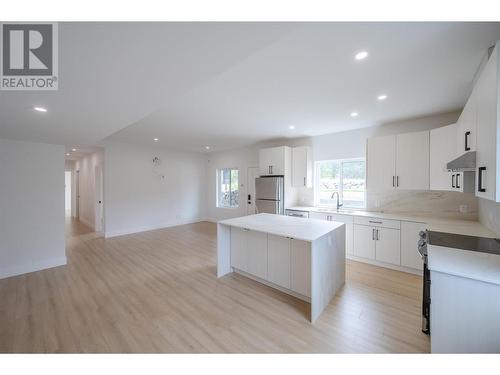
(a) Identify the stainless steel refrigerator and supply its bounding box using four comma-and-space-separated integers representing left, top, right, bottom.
255, 176, 284, 215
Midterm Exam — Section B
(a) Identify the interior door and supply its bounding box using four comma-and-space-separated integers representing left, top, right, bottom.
396, 131, 430, 190
75, 170, 80, 219
94, 164, 104, 232
247, 167, 258, 215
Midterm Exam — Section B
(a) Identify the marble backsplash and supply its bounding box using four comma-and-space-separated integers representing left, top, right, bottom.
366, 190, 478, 220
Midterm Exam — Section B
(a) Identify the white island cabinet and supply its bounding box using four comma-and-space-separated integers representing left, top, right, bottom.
217, 213, 345, 322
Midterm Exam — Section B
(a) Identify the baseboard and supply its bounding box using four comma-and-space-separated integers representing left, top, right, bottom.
346, 255, 422, 275
104, 218, 204, 238
0, 256, 67, 280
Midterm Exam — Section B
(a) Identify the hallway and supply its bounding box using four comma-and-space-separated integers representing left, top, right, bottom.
65, 216, 94, 238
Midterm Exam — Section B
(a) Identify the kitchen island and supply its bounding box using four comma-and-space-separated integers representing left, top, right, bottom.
217, 213, 345, 322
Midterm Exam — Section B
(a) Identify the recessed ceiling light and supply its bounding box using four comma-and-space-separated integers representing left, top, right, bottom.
354, 51, 368, 61
350, 112, 359, 117
34, 106, 47, 112
66, 153, 70, 156
205, 146, 210, 150
289, 125, 295, 130
377, 94, 388, 101
153, 138, 159, 142
72, 148, 76, 152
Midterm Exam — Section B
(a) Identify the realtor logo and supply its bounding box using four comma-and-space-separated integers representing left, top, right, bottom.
1, 22, 58, 90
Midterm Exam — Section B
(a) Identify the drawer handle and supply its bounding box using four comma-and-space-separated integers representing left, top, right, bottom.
369, 220, 383, 224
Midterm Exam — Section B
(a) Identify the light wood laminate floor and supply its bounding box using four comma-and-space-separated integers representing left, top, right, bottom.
0, 221, 429, 353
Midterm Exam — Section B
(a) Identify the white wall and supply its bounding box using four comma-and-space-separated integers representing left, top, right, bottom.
75, 150, 104, 230
206, 110, 464, 221
206, 146, 259, 222
103, 142, 206, 237
311, 111, 460, 161
0, 138, 66, 279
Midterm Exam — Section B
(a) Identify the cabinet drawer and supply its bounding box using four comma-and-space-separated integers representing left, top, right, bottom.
353, 216, 400, 229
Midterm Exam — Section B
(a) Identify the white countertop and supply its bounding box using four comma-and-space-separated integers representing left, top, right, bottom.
218, 213, 344, 242
428, 244, 500, 286
286, 206, 497, 238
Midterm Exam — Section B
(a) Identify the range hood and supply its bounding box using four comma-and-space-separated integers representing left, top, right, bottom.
447, 151, 476, 172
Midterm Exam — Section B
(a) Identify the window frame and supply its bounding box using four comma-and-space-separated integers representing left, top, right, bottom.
314, 157, 366, 209
216, 168, 240, 209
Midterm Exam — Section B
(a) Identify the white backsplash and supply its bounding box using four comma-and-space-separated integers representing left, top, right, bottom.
478, 198, 500, 235
366, 190, 478, 220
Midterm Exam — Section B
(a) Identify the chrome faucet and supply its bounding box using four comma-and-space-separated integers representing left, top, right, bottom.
331, 191, 343, 210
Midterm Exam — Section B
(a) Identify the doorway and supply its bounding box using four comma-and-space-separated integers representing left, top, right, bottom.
65, 171, 72, 217
247, 166, 259, 215
94, 164, 104, 232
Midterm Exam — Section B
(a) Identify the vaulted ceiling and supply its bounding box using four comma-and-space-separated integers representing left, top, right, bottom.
1, 22, 500, 152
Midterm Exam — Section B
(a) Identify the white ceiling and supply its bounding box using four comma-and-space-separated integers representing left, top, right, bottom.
64, 145, 102, 161
2, 22, 500, 152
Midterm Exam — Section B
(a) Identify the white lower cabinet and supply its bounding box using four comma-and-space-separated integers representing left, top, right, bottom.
267, 234, 291, 289
246, 230, 268, 280
375, 227, 400, 265
230, 228, 311, 297
309, 211, 354, 255
230, 227, 248, 272
401, 221, 427, 270
353, 223, 401, 266
290, 239, 311, 297
353, 224, 376, 260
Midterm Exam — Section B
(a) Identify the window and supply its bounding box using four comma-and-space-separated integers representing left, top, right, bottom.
217, 168, 239, 208
314, 158, 366, 208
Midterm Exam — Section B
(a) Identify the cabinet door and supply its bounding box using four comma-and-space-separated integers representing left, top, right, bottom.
401, 221, 426, 270
230, 227, 247, 272
475, 47, 498, 201
430, 124, 458, 191
309, 211, 330, 221
292, 146, 312, 187
375, 227, 401, 265
267, 235, 291, 289
396, 131, 430, 190
353, 224, 376, 260
456, 89, 477, 155
246, 230, 268, 280
290, 239, 311, 297
259, 147, 286, 176
259, 148, 274, 175
367, 135, 396, 190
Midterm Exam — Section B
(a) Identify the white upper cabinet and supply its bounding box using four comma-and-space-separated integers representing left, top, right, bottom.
292, 146, 312, 188
367, 135, 396, 190
396, 131, 430, 190
475, 44, 499, 201
259, 146, 289, 176
456, 87, 477, 155
430, 124, 458, 191
367, 131, 429, 191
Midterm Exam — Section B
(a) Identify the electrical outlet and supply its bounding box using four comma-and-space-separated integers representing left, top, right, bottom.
459, 204, 468, 214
